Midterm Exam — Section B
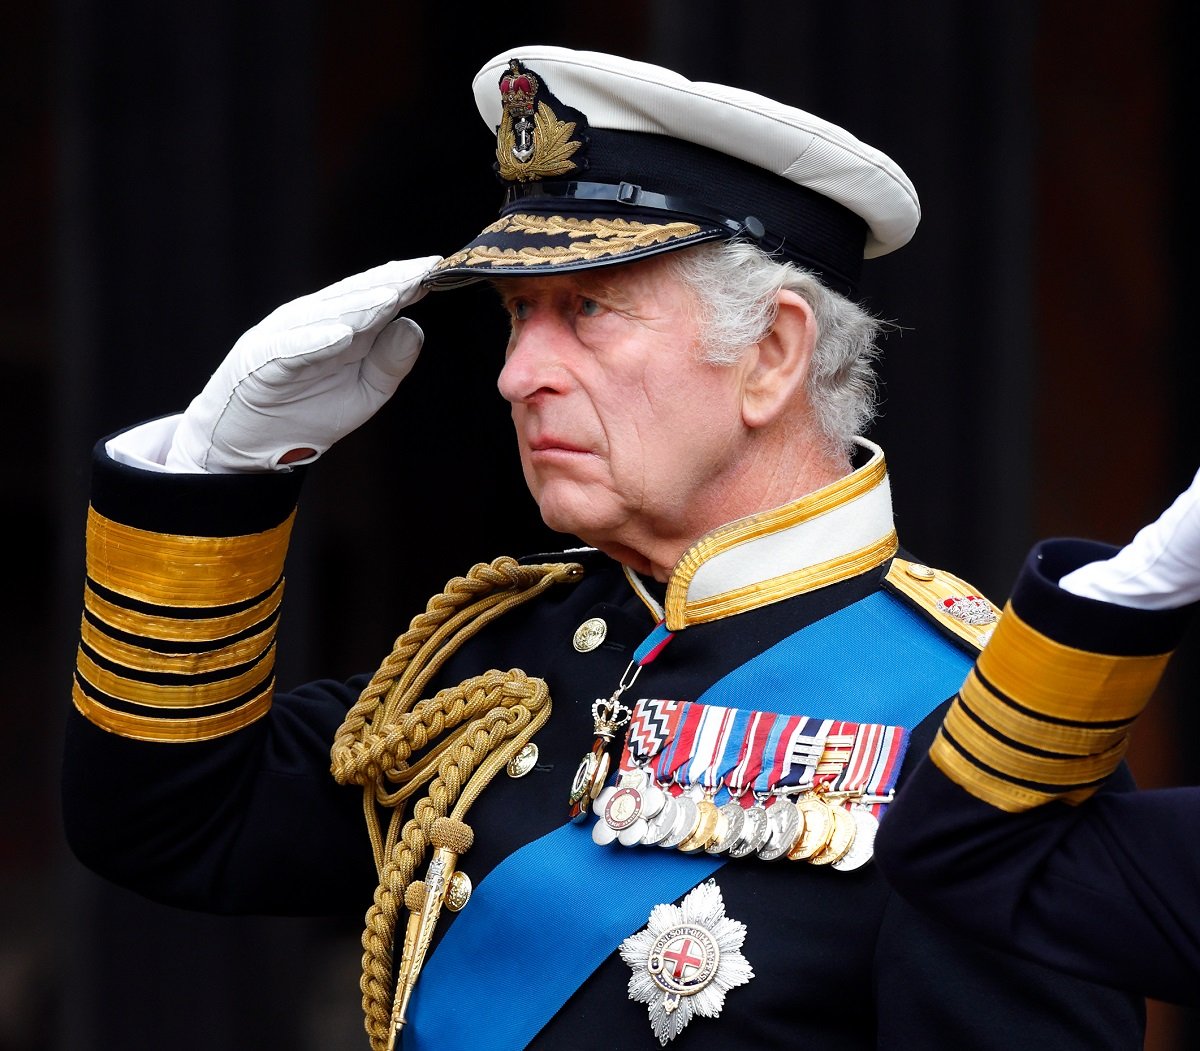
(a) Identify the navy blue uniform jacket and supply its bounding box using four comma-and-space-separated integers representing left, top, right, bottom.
63, 440, 1145, 1048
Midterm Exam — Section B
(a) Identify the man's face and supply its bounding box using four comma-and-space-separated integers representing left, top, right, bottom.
496, 255, 752, 572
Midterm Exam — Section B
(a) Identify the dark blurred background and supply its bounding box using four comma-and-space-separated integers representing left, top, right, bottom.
5, 1, 1198, 1048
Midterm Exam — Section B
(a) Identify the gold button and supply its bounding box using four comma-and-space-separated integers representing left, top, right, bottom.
445, 870, 472, 912
906, 563, 936, 581
507, 742, 539, 778
573, 617, 608, 652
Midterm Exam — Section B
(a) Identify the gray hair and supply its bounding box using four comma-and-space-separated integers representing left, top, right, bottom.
662, 241, 885, 456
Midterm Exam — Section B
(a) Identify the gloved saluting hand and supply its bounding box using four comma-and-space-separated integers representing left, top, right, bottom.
1060, 466, 1200, 610
167, 256, 442, 473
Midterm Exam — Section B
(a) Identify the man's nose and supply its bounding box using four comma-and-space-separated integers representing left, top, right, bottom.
497, 319, 570, 404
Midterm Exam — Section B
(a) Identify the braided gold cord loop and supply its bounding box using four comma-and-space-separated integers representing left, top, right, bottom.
331, 558, 580, 786
360, 671, 551, 1050
327, 557, 582, 1051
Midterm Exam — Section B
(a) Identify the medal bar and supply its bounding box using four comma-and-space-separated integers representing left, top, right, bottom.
591, 698, 910, 870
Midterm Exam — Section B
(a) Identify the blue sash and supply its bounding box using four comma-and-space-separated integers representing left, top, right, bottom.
403, 589, 974, 1050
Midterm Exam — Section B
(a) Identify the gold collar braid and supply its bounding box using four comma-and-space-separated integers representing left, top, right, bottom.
329, 556, 584, 1051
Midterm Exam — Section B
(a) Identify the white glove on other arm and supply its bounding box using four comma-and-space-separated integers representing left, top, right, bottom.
167, 256, 442, 473
1060, 466, 1200, 610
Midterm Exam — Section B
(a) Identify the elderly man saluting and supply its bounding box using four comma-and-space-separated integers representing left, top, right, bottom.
63, 45, 1144, 1050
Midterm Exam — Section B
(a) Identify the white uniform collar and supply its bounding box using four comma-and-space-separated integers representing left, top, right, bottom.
625, 438, 896, 631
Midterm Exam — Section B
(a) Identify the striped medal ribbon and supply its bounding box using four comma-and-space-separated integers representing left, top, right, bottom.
567, 620, 675, 820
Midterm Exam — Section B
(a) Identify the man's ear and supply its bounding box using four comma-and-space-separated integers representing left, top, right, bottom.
740, 289, 816, 429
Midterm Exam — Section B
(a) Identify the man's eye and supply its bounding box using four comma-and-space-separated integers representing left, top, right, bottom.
580, 299, 602, 317
510, 300, 531, 321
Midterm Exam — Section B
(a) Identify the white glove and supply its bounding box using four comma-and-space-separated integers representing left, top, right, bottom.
167, 256, 442, 473
1059, 467, 1200, 610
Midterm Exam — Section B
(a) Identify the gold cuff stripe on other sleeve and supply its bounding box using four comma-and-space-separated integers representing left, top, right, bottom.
75, 643, 275, 709
928, 728, 1103, 812
957, 670, 1133, 756
83, 578, 284, 643
85, 506, 295, 607
976, 602, 1168, 723
942, 689, 1129, 787
72, 678, 273, 742
79, 615, 279, 678
927, 603, 1171, 810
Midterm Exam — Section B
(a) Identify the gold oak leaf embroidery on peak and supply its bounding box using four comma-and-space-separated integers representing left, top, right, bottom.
448, 216, 705, 269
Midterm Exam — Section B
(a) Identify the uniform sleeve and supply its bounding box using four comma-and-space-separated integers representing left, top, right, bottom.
874, 538, 1200, 1005
61, 436, 377, 916
874, 883, 1145, 1048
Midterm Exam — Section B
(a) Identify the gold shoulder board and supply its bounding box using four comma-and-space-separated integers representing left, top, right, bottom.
884, 557, 1001, 652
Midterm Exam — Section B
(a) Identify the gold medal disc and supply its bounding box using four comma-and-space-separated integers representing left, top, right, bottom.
809, 804, 856, 865
788, 797, 835, 860
677, 799, 721, 853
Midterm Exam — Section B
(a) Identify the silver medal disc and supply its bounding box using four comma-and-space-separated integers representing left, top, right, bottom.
659, 795, 699, 850
618, 818, 651, 846
757, 799, 801, 861
592, 784, 616, 817
639, 782, 667, 821
726, 803, 770, 858
592, 816, 620, 845
641, 794, 679, 846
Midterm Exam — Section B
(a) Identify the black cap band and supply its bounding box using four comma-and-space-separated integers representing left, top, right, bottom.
538, 128, 869, 295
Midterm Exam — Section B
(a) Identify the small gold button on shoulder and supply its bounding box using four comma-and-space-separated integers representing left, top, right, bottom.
906, 563, 936, 581
573, 617, 608, 652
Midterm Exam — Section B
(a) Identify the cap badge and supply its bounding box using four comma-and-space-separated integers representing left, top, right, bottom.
619, 880, 753, 1045
496, 59, 584, 183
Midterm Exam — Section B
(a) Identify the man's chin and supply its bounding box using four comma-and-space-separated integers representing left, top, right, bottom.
534, 495, 620, 548
538, 511, 603, 544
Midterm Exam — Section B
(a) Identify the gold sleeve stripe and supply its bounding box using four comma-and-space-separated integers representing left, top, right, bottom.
82, 578, 284, 644
942, 690, 1129, 787
928, 727, 1104, 812
75, 643, 275, 709
927, 600, 1172, 810
79, 615, 278, 679
72, 678, 273, 742
958, 669, 1133, 756
85, 506, 295, 607
977, 602, 1169, 723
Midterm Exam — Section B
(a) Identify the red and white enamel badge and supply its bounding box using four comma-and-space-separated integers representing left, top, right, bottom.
619, 880, 754, 1045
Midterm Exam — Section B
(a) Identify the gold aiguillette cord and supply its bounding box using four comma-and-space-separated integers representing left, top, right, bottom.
387, 816, 473, 1050
330, 557, 582, 1051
